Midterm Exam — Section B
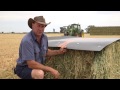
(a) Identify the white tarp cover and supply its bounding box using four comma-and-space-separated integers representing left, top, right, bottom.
48, 36, 120, 51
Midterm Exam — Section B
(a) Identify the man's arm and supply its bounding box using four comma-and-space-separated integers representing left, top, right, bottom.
46, 48, 67, 56
27, 60, 56, 72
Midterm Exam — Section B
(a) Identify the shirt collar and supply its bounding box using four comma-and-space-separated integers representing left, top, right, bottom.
31, 30, 37, 41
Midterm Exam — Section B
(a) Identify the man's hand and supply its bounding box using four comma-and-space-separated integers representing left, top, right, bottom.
49, 68, 60, 79
59, 48, 67, 54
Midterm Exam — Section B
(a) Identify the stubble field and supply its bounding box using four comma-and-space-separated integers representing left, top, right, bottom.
0, 33, 120, 79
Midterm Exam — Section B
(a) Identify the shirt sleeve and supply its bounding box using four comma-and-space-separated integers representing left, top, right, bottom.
21, 40, 35, 61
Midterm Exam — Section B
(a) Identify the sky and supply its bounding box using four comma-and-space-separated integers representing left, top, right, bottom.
0, 11, 120, 33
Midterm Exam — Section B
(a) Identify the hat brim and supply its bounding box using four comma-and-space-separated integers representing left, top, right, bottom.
28, 18, 51, 29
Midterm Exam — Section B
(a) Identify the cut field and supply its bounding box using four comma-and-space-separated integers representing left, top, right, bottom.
0, 33, 120, 79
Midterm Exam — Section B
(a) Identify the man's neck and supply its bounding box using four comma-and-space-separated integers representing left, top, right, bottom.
36, 35, 42, 44
36, 37, 40, 43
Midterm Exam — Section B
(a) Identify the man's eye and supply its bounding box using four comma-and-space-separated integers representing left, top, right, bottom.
38, 25, 45, 28
42, 26, 45, 28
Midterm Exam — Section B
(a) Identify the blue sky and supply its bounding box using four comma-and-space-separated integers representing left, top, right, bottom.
0, 11, 120, 33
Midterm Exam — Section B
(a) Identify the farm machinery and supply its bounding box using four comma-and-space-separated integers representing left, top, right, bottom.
60, 24, 84, 37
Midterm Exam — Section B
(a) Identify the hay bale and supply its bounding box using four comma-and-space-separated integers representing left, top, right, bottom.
91, 40, 120, 79
45, 40, 120, 79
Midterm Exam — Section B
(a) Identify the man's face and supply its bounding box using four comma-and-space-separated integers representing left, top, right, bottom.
32, 22, 46, 36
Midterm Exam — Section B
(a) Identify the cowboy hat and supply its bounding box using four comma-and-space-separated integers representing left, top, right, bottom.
28, 16, 51, 29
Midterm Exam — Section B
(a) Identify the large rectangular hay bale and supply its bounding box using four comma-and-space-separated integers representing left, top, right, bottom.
44, 40, 120, 79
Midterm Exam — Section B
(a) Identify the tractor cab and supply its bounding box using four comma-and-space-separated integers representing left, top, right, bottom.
71, 24, 80, 29
68, 24, 81, 36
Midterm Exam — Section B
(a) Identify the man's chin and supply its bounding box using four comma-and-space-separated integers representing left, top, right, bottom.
37, 33, 43, 36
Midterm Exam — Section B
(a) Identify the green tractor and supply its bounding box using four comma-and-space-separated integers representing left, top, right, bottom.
63, 24, 84, 37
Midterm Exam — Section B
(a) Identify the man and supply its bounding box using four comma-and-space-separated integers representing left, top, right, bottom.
14, 16, 67, 79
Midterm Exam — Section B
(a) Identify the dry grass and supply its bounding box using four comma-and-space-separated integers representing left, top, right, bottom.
0, 34, 25, 79
45, 49, 94, 79
45, 33, 63, 37
91, 40, 120, 79
0, 33, 120, 79
84, 33, 120, 38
